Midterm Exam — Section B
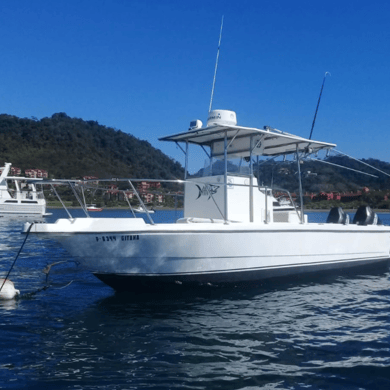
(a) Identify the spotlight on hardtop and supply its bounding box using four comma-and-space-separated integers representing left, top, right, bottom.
188, 120, 203, 131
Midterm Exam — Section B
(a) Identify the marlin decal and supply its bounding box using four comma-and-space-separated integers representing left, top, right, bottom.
195, 184, 219, 200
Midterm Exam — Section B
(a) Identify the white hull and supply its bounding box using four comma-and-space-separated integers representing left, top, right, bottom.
0, 202, 47, 215
29, 218, 390, 289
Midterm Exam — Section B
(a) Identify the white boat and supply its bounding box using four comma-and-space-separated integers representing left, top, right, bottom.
0, 163, 50, 216
23, 110, 390, 291
86, 204, 103, 212
133, 205, 155, 214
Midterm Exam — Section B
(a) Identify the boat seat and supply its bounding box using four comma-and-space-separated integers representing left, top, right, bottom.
352, 205, 379, 225
326, 207, 349, 224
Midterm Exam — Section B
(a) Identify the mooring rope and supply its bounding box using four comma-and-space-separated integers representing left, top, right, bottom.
19, 280, 74, 299
42, 260, 78, 289
0, 222, 34, 294
0, 224, 78, 298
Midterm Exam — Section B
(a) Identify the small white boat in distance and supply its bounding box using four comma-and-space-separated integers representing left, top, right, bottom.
86, 204, 103, 212
24, 110, 390, 291
0, 163, 50, 216
133, 205, 155, 214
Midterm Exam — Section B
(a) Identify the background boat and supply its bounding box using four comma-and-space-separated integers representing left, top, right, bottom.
133, 205, 155, 213
0, 163, 50, 217
86, 204, 103, 212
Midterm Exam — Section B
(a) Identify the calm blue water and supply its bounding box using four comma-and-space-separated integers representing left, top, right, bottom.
0, 210, 390, 389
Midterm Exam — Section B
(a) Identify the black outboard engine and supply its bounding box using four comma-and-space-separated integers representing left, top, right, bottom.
352, 205, 378, 225
326, 207, 349, 224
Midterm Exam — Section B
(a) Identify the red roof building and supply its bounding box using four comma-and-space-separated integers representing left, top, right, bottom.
25, 169, 48, 178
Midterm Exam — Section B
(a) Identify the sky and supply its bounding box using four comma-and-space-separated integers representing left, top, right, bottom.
1, 0, 390, 173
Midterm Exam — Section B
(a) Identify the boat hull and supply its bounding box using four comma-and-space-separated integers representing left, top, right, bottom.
0, 203, 47, 215
94, 257, 390, 291
38, 219, 390, 290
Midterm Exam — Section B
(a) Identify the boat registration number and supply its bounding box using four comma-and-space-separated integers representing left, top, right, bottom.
95, 235, 140, 242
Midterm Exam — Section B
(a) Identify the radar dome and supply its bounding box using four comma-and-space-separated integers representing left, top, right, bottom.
207, 110, 237, 127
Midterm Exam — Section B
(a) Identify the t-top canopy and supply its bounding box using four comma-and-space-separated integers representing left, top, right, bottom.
159, 124, 336, 159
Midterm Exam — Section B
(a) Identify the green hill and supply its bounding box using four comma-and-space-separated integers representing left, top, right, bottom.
255, 156, 390, 194
1, 112, 390, 196
0, 112, 183, 179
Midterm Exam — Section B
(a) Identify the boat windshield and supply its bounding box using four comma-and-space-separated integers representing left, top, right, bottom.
192, 158, 252, 178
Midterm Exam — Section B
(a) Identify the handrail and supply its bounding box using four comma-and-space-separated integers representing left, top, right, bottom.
41, 176, 304, 224
260, 186, 300, 220
51, 184, 73, 219
70, 182, 90, 218
127, 180, 155, 225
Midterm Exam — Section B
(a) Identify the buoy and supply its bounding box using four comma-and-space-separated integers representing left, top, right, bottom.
0, 279, 20, 300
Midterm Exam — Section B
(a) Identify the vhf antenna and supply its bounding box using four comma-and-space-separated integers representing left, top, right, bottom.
309, 71, 330, 140
209, 16, 224, 113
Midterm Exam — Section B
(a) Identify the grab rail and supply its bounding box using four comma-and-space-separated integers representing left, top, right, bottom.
41, 177, 302, 224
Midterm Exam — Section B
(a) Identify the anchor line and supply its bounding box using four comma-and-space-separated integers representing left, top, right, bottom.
42, 260, 79, 283
19, 280, 75, 299
0, 224, 77, 298
0, 222, 34, 293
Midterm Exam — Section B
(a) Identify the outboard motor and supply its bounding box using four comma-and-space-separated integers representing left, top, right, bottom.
326, 207, 349, 224
352, 205, 378, 225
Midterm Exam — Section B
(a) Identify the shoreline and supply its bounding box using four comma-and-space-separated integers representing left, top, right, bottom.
46, 206, 390, 213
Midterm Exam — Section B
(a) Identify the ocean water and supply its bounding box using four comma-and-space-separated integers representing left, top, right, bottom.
0, 210, 390, 389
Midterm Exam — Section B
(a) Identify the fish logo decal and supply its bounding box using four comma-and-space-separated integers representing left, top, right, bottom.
195, 184, 219, 200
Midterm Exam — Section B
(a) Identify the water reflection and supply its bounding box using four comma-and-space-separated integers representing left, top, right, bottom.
15, 267, 387, 388
0, 298, 19, 311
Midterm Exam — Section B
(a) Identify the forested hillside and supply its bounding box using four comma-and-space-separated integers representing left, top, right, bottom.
256, 156, 390, 193
0, 113, 183, 179
1, 112, 390, 196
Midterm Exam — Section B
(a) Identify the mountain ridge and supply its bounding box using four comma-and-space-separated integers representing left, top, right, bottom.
1, 113, 390, 196
0, 112, 183, 180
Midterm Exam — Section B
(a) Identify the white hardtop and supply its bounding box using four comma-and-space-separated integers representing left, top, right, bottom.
159, 123, 336, 159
